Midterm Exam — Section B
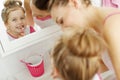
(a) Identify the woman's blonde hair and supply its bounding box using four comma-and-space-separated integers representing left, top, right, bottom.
51, 27, 106, 80
48, 0, 91, 11
1, 0, 25, 24
33, 0, 91, 11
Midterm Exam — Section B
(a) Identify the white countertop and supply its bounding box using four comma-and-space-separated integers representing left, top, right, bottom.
14, 68, 53, 80
15, 52, 54, 80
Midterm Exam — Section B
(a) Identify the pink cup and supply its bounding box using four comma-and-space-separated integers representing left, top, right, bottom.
21, 55, 44, 77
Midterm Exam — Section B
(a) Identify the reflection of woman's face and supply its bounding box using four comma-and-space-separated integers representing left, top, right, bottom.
6, 9, 26, 35
30, 2, 50, 19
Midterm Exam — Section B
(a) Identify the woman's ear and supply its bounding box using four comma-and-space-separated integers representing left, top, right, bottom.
69, 0, 81, 9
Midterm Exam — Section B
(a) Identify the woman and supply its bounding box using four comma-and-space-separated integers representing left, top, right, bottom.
24, 0, 55, 29
33, 0, 120, 79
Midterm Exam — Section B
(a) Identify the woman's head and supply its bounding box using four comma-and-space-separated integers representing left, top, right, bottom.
33, 0, 102, 32
51, 27, 106, 80
1, 0, 27, 37
49, 0, 94, 29
30, 0, 50, 19
33, 0, 91, 11
33, 0, 98, 29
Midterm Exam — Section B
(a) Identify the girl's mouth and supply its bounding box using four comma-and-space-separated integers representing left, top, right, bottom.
16, 25, 26, 32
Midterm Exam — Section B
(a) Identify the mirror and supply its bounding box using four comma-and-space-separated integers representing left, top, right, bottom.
0, 0, 56, 41
0, 0, 61, 56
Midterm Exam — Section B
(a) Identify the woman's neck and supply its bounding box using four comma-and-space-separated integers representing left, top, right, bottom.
86, 6, 104, 34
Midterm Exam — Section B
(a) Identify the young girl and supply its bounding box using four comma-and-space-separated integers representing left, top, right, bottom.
51, 27, 106, 80
1, 0, 35, 41
33, 0, 120, 79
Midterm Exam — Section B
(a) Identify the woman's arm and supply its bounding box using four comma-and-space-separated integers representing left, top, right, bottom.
24, 0, 34, 26
104, 14, 120, 80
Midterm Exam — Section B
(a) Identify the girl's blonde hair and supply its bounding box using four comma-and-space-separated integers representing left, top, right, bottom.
51, 27, 106, 80
1, 0, 25, 24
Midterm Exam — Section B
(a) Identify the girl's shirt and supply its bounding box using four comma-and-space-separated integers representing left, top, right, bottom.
102, 0, 120, 8
93, 74, 102, 80
54, 74, 102, 80
102, 0, 118, 8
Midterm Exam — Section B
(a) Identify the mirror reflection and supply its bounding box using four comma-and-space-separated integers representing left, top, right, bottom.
0, 0, 56, 41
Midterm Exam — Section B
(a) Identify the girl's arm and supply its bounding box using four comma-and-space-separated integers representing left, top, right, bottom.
24, 0, 34, 26
104, 14, 120, 80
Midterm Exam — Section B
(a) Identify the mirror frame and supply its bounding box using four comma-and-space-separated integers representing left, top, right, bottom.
0, 25, 61, 57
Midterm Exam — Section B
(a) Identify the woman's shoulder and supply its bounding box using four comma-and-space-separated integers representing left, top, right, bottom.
103, 12, 120, 27
102, 7, 120, 25
103, 8, 120, 42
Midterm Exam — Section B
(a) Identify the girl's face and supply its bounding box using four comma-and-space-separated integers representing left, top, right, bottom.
50, 0, 88, 30
6, 9, 26, 35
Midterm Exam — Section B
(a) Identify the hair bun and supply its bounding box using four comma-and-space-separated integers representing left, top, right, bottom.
4, 0, 22, 8
63, 27, 106, 58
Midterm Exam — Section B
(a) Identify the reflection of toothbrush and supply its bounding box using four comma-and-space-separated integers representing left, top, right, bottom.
20, 60, 32, 65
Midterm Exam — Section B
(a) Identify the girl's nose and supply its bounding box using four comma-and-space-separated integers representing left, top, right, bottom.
18, 20, 22, 24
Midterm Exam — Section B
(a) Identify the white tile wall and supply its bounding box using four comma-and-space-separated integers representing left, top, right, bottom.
91, 0, 102, 7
